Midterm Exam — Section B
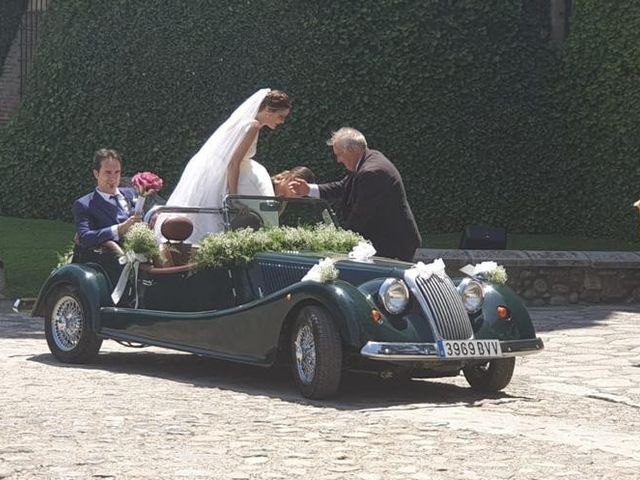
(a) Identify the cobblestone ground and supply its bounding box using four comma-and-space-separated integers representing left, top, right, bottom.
1, 306, 639, 479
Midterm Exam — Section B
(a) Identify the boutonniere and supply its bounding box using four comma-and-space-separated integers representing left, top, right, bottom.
460, 261, 508, 285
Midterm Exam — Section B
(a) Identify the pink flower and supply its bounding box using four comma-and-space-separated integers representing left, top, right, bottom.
132, 171, 163, 196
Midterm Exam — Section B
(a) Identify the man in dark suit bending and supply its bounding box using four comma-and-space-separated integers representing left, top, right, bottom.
73, 148, 140, 249
291, 127, 421, 261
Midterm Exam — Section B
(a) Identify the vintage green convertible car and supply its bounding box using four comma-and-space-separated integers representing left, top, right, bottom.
33, 195, 543, 399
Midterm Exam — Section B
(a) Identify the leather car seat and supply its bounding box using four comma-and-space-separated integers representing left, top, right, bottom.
160, 216, 194, 266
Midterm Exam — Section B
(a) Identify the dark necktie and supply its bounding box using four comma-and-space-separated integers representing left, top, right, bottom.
110, 194, 128, 214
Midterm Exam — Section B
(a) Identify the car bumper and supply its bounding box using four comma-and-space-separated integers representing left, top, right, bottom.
360, 337, 544, 361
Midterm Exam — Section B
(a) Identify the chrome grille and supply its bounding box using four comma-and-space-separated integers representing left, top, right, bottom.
259, 261, 308, 295
414, 274, 473, 340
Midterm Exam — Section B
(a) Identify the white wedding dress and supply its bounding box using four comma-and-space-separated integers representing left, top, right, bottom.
238, 159, 275, 197
156, 89, 274, 243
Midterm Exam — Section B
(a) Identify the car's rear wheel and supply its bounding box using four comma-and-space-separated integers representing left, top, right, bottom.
290, 305, 342, 399
463, 357, 516, 392
44, 285, 102, 363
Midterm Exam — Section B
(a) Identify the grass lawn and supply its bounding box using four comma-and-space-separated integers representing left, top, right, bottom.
1, 216, 639, 299
0, 216, 75, 299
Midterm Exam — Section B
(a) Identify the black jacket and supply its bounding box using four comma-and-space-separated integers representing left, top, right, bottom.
319, 149, 421, 261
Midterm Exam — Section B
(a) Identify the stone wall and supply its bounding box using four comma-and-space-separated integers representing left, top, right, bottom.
415, 249, 640, 306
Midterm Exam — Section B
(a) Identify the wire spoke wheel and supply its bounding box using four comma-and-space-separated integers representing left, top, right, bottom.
50, 295, 84, 351
294, 322, 316, 385
44, 285, 102, 363
290, 305, 342, 399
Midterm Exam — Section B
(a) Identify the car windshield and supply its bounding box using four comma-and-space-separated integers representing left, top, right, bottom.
224, 195, 337, 230
146, 196, 338, 244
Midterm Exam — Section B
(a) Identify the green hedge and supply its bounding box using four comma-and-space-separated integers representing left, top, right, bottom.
0, 0, 26, 71
559, 2, 640, 239
3, 0, 631, 240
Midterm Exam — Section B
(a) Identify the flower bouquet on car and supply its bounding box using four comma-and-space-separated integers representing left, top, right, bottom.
131, 171, 163, 215
112, 223, 161, 307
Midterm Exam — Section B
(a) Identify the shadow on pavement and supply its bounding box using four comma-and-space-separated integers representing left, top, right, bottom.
0, 313, 44, 340
28, 349, 529, 410
528, 305, 640, 332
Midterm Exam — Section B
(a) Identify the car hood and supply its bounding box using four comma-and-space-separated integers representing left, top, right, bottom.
254, 251, 415, 286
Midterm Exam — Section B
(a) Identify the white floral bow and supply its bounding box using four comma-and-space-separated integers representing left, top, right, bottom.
302, 257, 339, 283
460, 261, 498, 277
111, 251, 148, 307
409, 258, 447, 279
460, 261, 507, 284
348, 241, 376, 263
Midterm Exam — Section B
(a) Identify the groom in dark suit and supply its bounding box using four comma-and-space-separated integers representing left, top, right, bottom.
291, 127, 421, 261
73, 148, 140, 249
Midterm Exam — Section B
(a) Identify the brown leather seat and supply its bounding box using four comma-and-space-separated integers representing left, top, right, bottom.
160, 216, 194, 266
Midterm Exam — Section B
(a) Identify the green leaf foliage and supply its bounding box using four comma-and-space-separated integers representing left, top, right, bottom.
0, 1, 635, 240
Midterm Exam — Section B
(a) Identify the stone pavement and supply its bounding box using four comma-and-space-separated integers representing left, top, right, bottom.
1, 306, 639, 479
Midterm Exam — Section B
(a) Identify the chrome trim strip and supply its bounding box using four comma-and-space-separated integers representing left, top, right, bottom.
403, 269, 442, 340
144, 204, 224, 223
360, 338, 544, 361
404, 270, 474, 341
361, 341, 441, 359
418, 274, 472, 340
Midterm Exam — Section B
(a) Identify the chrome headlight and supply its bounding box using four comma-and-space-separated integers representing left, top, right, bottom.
457, 278, 484, 313
379, 278, 410, 315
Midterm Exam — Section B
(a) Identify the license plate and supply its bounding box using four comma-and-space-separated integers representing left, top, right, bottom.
436, 339, 502, 358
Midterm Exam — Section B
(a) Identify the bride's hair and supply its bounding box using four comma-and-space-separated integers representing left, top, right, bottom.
259, 90, 291, 112
272, 166, 316, 185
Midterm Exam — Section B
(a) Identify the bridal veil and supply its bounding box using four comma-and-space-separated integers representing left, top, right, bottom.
157, 88, 270, 241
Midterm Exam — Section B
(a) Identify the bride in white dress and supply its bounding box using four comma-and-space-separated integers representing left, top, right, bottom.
157, 88, 291, 242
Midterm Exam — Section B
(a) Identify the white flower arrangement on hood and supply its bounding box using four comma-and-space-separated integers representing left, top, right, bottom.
460, 261, 508, 285
302, 257, 339, 283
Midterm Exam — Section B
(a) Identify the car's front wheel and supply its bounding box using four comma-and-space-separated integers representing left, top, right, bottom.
463, 357, 516, 392
44, 285, 102, 363
290, 305, 342, 399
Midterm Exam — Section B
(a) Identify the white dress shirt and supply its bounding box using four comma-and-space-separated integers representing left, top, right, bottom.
96, 188, 128, 241
307, 156, 364, 198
